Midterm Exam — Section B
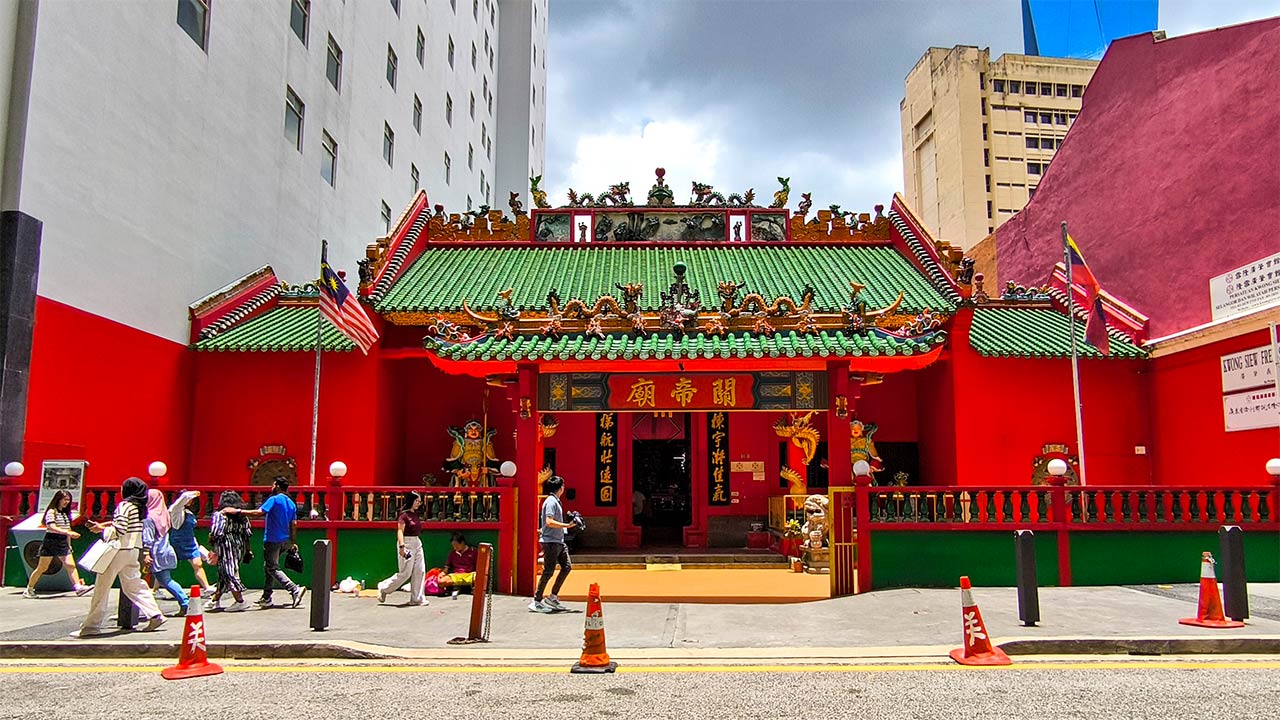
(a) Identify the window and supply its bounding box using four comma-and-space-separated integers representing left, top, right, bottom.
1028, 187, 1037, 199
444, 152, 451, 184
1026, 82, 1037, 96
412, 95, 422, 132
473, 0, 478, 20
1009, 80, 1021, 93
483, 77, 489, 103
532, 85, 536, 106
176, 0, 210, 50
980, 98, 986, 115
992, 79, 1004, 93
326, 35, 342, 91
1068, 113, 1077, 123
1026, 136, 1039, 149
484, 31, 489, 54
445, 94, 452, 125
979, 72, 984, 90
411, 163, 419, 193
981, 123, 987, 141
390, 0, 400, 15
1040, 112, 1051, 124
450, 0, 456, 11
448, 36, 454, 68
985, 175, 991, 192
469, 93, 475, 119
1056, 137, 1065, 149
321, 131, 337, 186
1027, 162, 1042, 175
471, 43, 477, 70
987, 201, 992, 219
416, 27, 425, 66
381, 201, 392, 234
383, 123, 394, 166
533, 45, 537, 65
1055, 113, 1067, 125
1056, 83, 1068, 97
284, 87, 304, 151
480, 170, 485, 197
1040, 83, 1052, 95
490, 5, 495, 24
532, 126, 536, 146
1071, 84, 1083, 98
983, 149, 989, 167
386, 45, 398, 89
468, 144, 473, 169
1024, 111, 1036, 123
487, 94, 492, 114
290, 0, 309, 45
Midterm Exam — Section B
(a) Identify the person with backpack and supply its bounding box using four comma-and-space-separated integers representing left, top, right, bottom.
529, 476, 580, 613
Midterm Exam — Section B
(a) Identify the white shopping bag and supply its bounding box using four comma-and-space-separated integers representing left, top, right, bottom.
78, 539, 118, 574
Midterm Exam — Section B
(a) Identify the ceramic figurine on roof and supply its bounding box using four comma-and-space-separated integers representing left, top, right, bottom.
690, 181, 755, 207
771, 177, 790, 209
646, 167, 675, 207
658, 262, 702, 332
567, 182, 633, 208
508, 192, 525, 217
444, 421, 500, 488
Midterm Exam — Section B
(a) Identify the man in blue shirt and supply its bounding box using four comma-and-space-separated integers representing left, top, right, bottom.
241, 477, 305, 608
530, 476, 576, 613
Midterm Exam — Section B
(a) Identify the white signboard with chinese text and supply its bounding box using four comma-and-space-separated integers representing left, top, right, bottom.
1221, 344, 1278, 393
1223, 388, 1279, 432
1209, 251, 1280, 320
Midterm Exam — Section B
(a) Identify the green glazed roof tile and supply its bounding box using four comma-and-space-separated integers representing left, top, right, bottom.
193, 305, 356, 353
969, 307, 1145, 360
376, 245, 953, 315
428, 330, 943, 362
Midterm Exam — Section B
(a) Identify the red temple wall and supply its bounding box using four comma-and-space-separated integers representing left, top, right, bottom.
1148, 327, 1278, 486
22, 297, 192, 489
915, 360, 959, 486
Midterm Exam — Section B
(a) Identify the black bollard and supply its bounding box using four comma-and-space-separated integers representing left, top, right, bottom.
1218, 525, 1249, 622
1014, 529, 1039, 627
310, 539, 332, 631
116, 586, 138, 630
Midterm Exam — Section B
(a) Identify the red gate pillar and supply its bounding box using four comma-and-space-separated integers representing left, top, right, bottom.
514, 364, 540, 596
826, 361, 852, 487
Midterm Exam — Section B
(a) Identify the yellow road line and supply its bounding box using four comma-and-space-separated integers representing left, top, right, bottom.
1, 660, 1279, 675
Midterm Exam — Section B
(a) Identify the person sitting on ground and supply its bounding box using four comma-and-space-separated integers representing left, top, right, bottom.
438, 532, 478, 592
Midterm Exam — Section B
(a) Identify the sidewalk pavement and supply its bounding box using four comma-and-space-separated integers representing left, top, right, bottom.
2, 583, 1280, 660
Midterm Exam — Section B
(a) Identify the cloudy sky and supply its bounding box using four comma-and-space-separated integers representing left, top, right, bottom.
544, 0, 1280, 213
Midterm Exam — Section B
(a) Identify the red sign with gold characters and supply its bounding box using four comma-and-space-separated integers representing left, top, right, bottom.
595, 413, 618, 506
606, 374, 754, 411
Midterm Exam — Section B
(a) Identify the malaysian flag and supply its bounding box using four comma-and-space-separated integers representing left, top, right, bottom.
1066, 234, 1110, 355
320, 240, 379, 354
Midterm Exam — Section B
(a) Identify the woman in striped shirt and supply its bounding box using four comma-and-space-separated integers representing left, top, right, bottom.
75, 478, 165, 637
23, 490, 91, 598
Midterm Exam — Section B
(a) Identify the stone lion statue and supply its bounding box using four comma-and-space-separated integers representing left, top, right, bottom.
801, 494, 829, 550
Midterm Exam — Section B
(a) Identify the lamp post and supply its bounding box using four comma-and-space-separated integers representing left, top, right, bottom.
1267, 458, 1280, 482
1268, 459, 1280, 520
1046, 458, 1069, 487
147, 461, 167, 485
3, 461, 23, 478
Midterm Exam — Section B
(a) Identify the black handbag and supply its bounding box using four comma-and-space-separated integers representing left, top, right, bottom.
284, 546, 304, 573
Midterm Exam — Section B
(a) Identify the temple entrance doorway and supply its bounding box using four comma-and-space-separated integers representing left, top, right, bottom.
631, 413, 691, 546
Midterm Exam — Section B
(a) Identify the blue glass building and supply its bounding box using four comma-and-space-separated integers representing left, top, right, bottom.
1022, 0, 1158, 59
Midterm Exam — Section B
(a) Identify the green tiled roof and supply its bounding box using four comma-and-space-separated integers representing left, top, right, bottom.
193, 305, 356, 352
969, 308, 1145, 359
378, 245, 953, 315
427, 330, 944, 362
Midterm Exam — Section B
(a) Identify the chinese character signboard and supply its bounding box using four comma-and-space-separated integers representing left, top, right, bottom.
540, 372, 826, 411
595, 413, 618, 505
1221, 335, 1280, 432
1209, 251, 1280, 321
707, 412, 731, 506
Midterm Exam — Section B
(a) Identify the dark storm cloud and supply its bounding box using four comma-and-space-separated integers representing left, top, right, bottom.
545, 0, 1280, 212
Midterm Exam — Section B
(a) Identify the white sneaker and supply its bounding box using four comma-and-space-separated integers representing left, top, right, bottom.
144, 615, 167, 632
21, 588, 36, 599
74, 584, 93, 597
544, 596, 564, 610
528, 599, 553, 613
70, 627, 101, 638
227, 600, 250, 613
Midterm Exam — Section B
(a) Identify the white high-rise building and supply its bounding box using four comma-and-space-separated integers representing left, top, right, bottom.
3, 0, 547, 344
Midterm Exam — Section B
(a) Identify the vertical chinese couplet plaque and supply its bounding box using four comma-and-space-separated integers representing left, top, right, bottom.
596, 412, 618, 506
708, 411, 731, 506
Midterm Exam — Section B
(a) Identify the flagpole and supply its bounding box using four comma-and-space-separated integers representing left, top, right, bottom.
309, 240, 325, 489
1063, 222, 1088, 486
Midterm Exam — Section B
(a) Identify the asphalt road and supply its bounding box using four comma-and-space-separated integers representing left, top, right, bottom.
0, 659, 1276, 719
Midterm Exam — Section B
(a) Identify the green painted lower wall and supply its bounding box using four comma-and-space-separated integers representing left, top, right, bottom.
6, 528, 501, 592
871, 531, 1060, 588
1069, 532, 1280, 585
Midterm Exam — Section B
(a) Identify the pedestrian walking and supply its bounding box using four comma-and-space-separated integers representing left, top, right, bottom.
75, 477, 165, 636
167, 490, 214, 595
23, 490, 91, 598
237, 477, 306, 608
143, 489, 188, 616
376, 492, 428, 606
207, 490, 251, 612
529, 475, 577, 613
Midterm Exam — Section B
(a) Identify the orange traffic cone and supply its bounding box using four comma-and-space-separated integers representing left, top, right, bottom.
571, 583, 617, 674
1179, 552, 1245, 629
949, 576, 1012, 666
161, 586, 224, 680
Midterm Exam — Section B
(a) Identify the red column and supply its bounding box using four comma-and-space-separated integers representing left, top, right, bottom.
513, 364, 540, 596
617, 413, 641, 548
854, 470, 873, 593
826, 361, 852, 487
684, 412, 708, 548
1048, 481, 1072, 586
325, 473, 342, 581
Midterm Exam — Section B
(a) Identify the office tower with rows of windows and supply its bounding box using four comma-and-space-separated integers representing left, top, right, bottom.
0, 0, 546, 474
900, 46, 1096, 250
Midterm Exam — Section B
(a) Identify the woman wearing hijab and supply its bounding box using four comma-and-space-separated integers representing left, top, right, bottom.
375, 492, 428, 606
142, 488, 188, 616
76, 478, 165, 636
167, 490, 214, 595
207, 490, 251, 612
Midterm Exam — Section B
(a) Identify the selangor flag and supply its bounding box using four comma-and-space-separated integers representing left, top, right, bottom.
1066, 235, 1110, 355
320, 241, 379, 354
